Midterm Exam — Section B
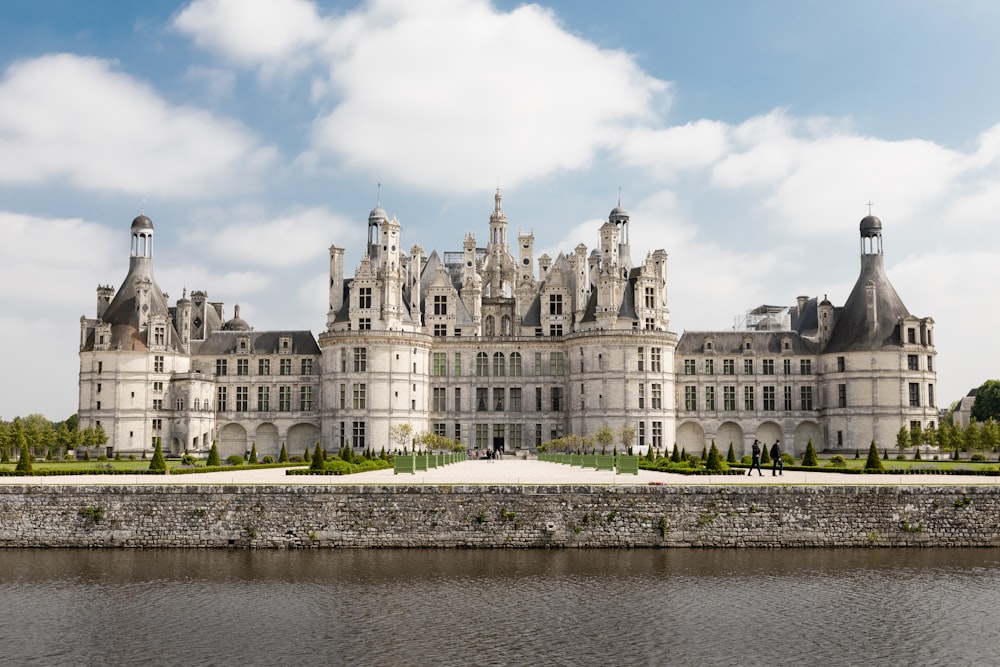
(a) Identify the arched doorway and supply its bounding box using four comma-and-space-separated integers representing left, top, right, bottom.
793, 421, 823, 457
716, 421, 745, 456
256, 423, 279, 458
218, 423, 248, 459
676, 421, 706, 455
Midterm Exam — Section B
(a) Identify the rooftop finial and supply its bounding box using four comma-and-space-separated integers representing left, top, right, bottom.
377, 182, 382, 206
867, 200, 874, 215
618, 186, 622, 207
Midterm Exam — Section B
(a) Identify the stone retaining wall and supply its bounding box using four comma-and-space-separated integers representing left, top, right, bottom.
1, 484, 998, 548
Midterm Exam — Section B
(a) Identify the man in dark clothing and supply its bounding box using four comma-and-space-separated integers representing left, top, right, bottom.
748, 440, 763, 476
770, 440, 783, 476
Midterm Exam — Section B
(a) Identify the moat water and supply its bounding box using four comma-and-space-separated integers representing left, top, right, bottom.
1, 548, 997, 666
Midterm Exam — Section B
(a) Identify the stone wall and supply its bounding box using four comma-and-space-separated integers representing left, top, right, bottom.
0, 484, 998, 548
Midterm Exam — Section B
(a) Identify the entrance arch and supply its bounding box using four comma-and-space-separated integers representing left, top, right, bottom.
255, 423, 279, 458
793, 421, 823, 457
676, 421, 706, 454
218, 423, 248, 459
716, 422, 745, 456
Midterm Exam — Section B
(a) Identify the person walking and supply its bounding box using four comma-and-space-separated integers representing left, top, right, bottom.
770, 439, 783, 476
748, 439, 763, 476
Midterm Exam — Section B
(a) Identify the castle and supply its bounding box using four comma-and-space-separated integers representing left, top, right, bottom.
78, 191, 938, 458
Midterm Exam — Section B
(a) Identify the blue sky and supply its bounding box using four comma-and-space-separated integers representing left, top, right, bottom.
1, 0, 998, 420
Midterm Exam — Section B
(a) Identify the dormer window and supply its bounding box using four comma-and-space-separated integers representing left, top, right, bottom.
279, 336, 292, 352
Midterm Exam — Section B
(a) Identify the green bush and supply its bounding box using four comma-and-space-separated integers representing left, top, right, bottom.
226, 454, 245, 465
970, 453, 987, 462
827, 455, 847, 468
249, 443, 258, 465
278, 443, 289, 463
310, 443, 325, 471
705, 442, 725, 472
14, 441, 32, 474
148, 439, 167, 473
726, 443, 736, 464
180, 453, 197, 466
262, 455, 275, 464
207, 442, 221, 467
801, 440, 819, 466
864, 441, 885, 472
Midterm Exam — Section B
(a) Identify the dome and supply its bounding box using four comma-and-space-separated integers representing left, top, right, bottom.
609, 205, 629, 220
860, 215, 882, 237
131, 214, 154, 232
222, 304, 251, 331
368, 205, 388, 221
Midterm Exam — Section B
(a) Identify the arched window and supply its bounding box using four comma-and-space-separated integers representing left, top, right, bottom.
509, 352, 522, 377
485, 315, 495, 336
493, 352, 505, 376
193, 398, 201, 411
501, 315, 511, 336
476, 352, 489, 376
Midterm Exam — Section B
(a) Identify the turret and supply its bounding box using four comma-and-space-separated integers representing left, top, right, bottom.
328, 245, 345, 328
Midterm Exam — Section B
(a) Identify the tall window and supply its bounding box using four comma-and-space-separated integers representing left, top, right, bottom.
476, 352, 489, 376
301, 359, 313, 375
800, 359, 812, 375
299, 386, 313, 411
280, 359, 292, 375
783, 359, 792, 375
535, 387, 542, 411
838, 384, 847, 408
433, 294, 447, 315
837, 356, 846, 372
476, 388, 488, 411
493, 352, 505, 376
217, 386, 227, 412
928, 383, 935, 407
216, 359, 227, 376
352, 422, 366, 448
907, 354, 919, 371
258, 358, 270, 375
638, 384, 645, 409
637, 347, 644, 371
359, 287, 372, 309
784, 386, 793, 411
433, 352, 447, 376
237, 359, 249, 376
551, 387, 564, 411
454, 387, 461, 411
644, 286, 655, 309
279, 386, 291, 411
800, 386, 814, 410
909, 383, 920, 407
339, 383, 346, 410
433, 387, 447, 411
235, 386, 248, 412
652, 421, 662, 449
493, 388, 505, 411
762, 359, 774, 375
353, 347, 367, 372
154, 355, 164, 373
509, 424, 522, 449
153, 325, 165, 346
684, 359, 696, 375
651, 383, 662, 409
763, 386, 775, 411
550, 351, 564, 376
257, 386, 269, 411
723, 386, 736, 411
453, 352, 462, 376
549, 294, 563, 315
744, 386, 755, 410
744, 359, 754, 375
723, 359, 735, 375
651, 348, 662, 372
704, 359, 714, 375
510, 387, 522, 412
684, 386, 697, 411
509, 352, 523, 376
353, 383, 366, 409
705, 386, 716, 411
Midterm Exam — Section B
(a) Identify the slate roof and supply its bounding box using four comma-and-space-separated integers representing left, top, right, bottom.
192, 330, 321, 356
823, 254, 912, 353
676, 330, 820, 355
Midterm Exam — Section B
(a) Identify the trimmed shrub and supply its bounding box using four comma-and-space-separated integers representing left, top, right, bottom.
262, 455, 275, 464
148, 439, 167, 473
827, 455, 847, 468
726, 443, 736, 464
249, 443, 258, 465
760, 446, 771, 465
670, 444, 681, 463
801, 440, 819, 467
226, 454, 244, 466
864, 441, 884, 472
207, 442, 221, 467
278, 443, 289, 463
310, 443, 325, 472
180, 453, 197, 466
706, 442, 725, 472
14, 441, 32, 474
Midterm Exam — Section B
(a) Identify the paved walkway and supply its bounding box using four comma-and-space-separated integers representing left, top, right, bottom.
0, 458, 997, 486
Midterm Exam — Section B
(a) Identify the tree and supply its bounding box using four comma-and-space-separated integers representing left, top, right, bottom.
972, 379, 1000, 423
896, 426, 910, 452
864, 440, 884, 472
207, 441, 221, 466
726, 443, 736, 464
670, 444, 681, 463
278, 442, 289, 463
310, 442, 325, 471
801, 440, 819, 466
390, 423, 414, 452
618, 425, 636, 455
14, 437, 32, 474
760, 445, 771, 465
595, 426, 614, 454
149, 437, 167, 473
249, 442, 259, 464
706, 442, 724, 472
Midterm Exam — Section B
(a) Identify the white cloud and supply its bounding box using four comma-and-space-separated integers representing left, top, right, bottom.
617, 120, 730, 176
181, 65, 237, 101
0, 54, 275, 197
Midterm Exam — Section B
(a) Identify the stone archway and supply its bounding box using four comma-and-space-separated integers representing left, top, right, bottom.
676, 421, 706, 455
716, 422, 745, 456
793, 421, 823, 457
218, 423, 248, 459
756, 421, 783, 449
255, 423, 279, 458
288, 423, 321, 458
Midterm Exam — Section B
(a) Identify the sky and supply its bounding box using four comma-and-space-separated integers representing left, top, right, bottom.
1, 0, 999, 421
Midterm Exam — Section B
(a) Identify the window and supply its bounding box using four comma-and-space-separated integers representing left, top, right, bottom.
909, 382, 920, 407
434, 323, 447, 336
509, 352, 522, 377
638, 421, 645, 447
359, 287, 372, 309
928, 383, 935, 407
684, 359, 696, 375
550, 351, 564, 376
744, 358, 754, 375
237, 359, 249, 376
340, 349, 347, 373
783, 386, 792, 411
551, 387, 564, 411
476, 352, 489, 376
800, 359, 812, 375
549, 294, 563, 315
763, 386, 775, 411
837, 356, 846, 372
744, 386, 755, 410
908, 354, 919, 371
637, 347, 644, 371
434, 423, 447, 438
704, 359, 714, 375
280, 359, 292, 375
535, 387, 543, 411
152, 419, 162, 430
454, 352, 462, 376
476, 388, 488, 411
339, 384, 346, 410
651, 348, 662, 372
652, 421, 662, 449
300, 386, 313, 411
217, 387, 227, 412
907, 327, 916, 344
154, 355, 164, 373
434, 294, 447, 315
353, 383, 366, 409
705, 386, 715, 411
476, 424, 489, 448
301, 359, 313, 375
723, 359, 735, 375
236, 386, 248, 412
800, 386, 814, 410
838, 384, 847, 408
510, 387, 522, 412
352, 421, 366, 448
98, 361, 103, 374
494, 388, 505, 411
433, 387, 447, 411
644, 286, 655, 309
927, 356, 934, 372
358, 318, 371, 330
684, 386, 697, 411
783, 359, 792, 375
549, 324, 563, 337
651, 383, 662, 409
152, 381, 163, 392
638, 383, 645, 409
509, 423, 522, 449
454, 424, 462, 443
153, 325, 165, 346
493, 352, 505, 377
535, 352, 543, 375
454, 387, 462, 411
257, 386, 270, 411
258, 359, 270, 375
762, 359, 774, 375
723, 386, 736, 411
216, 359, 227, 376
432, 353, 447, 376
353, 348, 367, 372
152, 399, 162, 410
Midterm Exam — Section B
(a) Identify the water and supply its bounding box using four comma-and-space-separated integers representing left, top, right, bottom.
0, 548, 997, 666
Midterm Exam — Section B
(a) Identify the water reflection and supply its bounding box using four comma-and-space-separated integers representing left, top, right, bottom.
0, 549, 997, 666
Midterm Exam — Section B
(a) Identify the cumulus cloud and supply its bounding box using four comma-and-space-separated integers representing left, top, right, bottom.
0, 54, 275, 197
